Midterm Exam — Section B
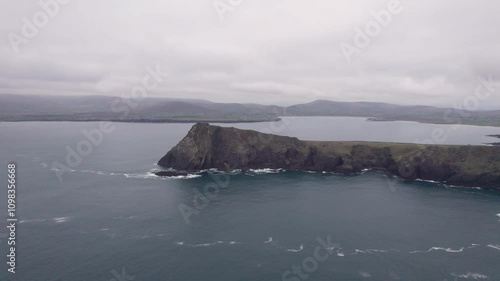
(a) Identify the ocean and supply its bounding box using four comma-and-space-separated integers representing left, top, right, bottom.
0, 117, 499, 281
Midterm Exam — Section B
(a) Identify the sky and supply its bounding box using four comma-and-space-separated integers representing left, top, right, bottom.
1, 0, 500, 108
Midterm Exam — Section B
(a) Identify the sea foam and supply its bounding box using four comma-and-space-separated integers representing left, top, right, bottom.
287, 244, 304, 252
487, 244, 500, 251
451, 272, 489, 280
409, 246, 464, 254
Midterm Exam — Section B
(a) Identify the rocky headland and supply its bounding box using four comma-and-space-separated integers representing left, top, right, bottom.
157, 123, 500, 189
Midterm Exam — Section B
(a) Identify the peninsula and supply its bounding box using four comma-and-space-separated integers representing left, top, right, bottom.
157, 123, 500, 189
2, 94, 500, 127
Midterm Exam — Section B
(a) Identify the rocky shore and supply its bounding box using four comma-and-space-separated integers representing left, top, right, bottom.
157, 123, 500, 189
487, 134, 500, 146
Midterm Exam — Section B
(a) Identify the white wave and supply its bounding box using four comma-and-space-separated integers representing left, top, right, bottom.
415, 178, 441, 184
79, 169, 109, 175
228, 241, 240, 245
192, 243, 214, 247
359, 271, 371, 278
19, 218, 46, 224
41, 163, 48, 168
451, 272, 489, 280
165, 174, 202, 179
336, 249, 345, 257
367, 248, 399, 253
124, 172, 158, 179
175, 241, 184, 245
227, 169, 242, 175
100, 228, 110, 231
128, 172, 201, 179
207, 168, 242, 175
487, 244, 500, 251
50, 167, 75, 172
287, 244, 304, 252
409, 246, 464, 254
248, 168, 285, 174
350, 249, 367, 255
140, 235, 150, 239
496, 213, 500, 218
189, 241, 224, 247
53, 217, 71, 223
65, 168, 202, 180
264, 237, 273, 243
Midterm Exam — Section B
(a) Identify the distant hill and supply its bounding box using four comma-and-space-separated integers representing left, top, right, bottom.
286, 100, 406, 116
0, 94, 499, 126
285, 100, 500, 126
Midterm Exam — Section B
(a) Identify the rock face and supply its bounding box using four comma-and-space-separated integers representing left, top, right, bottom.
158, 123, 500, 188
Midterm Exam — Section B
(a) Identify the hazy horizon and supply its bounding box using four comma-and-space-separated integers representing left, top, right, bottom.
3, 93, 500, 111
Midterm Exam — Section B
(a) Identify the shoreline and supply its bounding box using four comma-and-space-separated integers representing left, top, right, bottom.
153, 168, 500, 191
2, 115, 500, 127
158, 123, 500, 189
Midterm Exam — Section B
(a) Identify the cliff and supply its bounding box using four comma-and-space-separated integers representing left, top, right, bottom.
158, 123, 500, 189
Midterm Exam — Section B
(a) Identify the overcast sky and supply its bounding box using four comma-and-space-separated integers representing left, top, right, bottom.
1, 0, 499, 108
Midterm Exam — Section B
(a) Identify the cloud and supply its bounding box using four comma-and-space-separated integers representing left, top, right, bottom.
1, 0, 499, 108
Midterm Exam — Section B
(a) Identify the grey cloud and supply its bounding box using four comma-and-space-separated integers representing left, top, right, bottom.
1, 0, 499, 108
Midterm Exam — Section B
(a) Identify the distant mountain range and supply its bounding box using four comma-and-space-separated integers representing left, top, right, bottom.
1, 94, 499, 126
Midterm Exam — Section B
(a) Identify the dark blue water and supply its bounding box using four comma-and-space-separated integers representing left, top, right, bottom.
0, 118, 499, 281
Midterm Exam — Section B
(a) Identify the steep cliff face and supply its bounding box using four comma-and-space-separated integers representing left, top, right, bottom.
158, 123, 310, 171
158, 123, 500, 188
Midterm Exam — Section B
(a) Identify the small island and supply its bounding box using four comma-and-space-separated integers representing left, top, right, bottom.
157, 123, 500, 189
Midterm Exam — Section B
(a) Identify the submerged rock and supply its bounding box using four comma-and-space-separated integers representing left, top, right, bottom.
158, 123, 500, 188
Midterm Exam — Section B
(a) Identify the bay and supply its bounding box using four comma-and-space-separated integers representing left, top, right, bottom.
0, 117, 499, 281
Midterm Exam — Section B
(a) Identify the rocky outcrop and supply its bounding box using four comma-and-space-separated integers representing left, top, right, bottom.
158, 123, 500, 188
487, 134, 500, 146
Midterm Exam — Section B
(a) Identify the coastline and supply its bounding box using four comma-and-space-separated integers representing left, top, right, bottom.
2, 115, 500, 127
